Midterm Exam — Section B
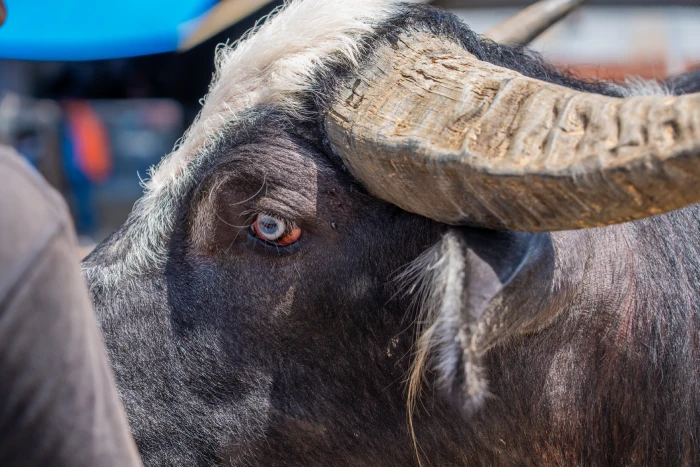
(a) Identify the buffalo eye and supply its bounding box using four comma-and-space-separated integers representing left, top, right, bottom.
251, 213, 301, 246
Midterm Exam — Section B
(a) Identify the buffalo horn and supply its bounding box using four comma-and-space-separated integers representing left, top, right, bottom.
324, 32, 700, 232
486, 0, 586, 45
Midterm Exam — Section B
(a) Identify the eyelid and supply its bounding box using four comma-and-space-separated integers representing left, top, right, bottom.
253, 194, 312, 224
245, 209, 295, 228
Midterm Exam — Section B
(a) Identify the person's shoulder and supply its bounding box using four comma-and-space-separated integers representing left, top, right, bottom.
0, 146, 67, 213
0, 145, 73, 300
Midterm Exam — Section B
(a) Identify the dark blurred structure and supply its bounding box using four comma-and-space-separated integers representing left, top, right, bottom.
0, 0, 698, 243
0, 0, 283, 242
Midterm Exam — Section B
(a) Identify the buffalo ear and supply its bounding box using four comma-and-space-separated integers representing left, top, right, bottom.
431, 229, 553, 417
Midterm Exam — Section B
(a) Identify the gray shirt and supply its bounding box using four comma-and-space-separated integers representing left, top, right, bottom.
0, 146, 142, 466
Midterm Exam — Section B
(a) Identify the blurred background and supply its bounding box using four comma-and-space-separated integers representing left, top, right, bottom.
0, 0, 698, 249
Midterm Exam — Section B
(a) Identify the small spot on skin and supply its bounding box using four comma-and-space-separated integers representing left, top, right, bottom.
330, 222, 338, 231
386, 336, 400, 358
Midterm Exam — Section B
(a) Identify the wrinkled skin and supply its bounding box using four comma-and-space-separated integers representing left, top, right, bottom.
85, 6, 700, 466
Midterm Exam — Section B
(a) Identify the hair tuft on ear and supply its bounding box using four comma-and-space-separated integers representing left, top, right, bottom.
398, 230, 490, 435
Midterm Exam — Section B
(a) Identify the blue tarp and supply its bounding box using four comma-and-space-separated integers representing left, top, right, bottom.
0, 0, 218, 60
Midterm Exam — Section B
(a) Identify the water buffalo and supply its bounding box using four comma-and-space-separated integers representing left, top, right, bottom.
83, 0, 700, 465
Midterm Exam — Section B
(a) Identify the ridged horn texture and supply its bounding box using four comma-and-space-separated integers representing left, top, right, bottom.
486, 0, 586, 45
324, 32, 700, 232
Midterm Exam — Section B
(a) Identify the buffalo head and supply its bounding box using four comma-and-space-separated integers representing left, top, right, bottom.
84, 0, 700, 465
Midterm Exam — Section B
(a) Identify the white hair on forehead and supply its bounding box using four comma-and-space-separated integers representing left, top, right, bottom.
150, 0, 411, 191
610, 77, 671, 98
84, 0, 411, 284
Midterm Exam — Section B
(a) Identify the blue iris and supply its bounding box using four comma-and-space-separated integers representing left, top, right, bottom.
257, 214, 284, 239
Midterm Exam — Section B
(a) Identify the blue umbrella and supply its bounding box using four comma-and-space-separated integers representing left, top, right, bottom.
0, 0, 273, 61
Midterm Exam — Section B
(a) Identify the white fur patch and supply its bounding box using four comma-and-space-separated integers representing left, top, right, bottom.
84, 0, 410, 284
612, 77, 671, 97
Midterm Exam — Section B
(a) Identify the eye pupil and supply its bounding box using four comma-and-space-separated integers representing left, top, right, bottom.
259, 218, 279, 235
254, 214, 286, 241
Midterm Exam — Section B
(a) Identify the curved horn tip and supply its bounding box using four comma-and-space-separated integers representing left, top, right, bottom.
486, 0, 587, 46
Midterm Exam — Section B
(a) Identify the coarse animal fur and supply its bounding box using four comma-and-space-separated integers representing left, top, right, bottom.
83, 1, 700, 465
